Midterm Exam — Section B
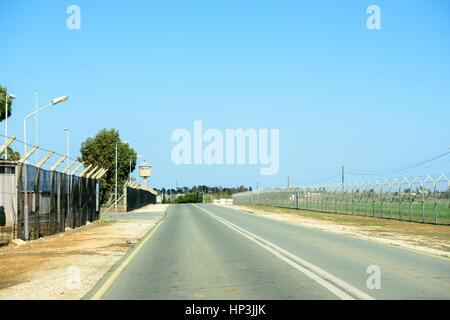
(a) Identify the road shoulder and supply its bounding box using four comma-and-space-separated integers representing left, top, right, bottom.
213, 204, 450, 260
0, 204, 169, 300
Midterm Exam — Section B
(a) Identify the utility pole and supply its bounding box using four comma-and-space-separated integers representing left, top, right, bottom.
115, 142, 118, 211
64, 128, 69, 222
35, 90, 39, 165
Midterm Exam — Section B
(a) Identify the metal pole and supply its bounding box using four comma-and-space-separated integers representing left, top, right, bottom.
4, 93, 7, 160
20, 97, 67, 239
65, 128, 70, 222
115, 142, 117, 211
23, 118, 29, 240
35, 90, 38, 165
409, 183, 413, 221
421, 182, 425, 223
399, 182, 402, 220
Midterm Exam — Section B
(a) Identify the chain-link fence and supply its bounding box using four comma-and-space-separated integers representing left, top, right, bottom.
17, 162, 100, 240
1, 161, 101, 243
233, 175, 450, 225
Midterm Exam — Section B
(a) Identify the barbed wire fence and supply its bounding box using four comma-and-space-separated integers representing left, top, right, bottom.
123, 181, 157, 212
0, 133, 82, 168
234, 174, 450, 225
0, 134, 107, 243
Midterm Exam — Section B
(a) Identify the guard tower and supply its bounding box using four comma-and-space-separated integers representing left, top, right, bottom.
139, 161, 152, 187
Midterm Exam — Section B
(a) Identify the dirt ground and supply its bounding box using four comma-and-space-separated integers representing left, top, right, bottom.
216, 204, 450, 259
0, 204, 169, 300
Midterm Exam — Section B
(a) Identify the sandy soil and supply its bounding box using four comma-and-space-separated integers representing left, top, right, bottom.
215, 204, 450, 259
0, 204, 168, 300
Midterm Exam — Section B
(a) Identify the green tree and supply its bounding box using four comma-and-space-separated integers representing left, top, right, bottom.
80, 128, 137, 206
0, 85, 21, 159
0, 147, 20, 161
176, 193, 203, 203
0, 85, 14, 123
5, 147, 20, 161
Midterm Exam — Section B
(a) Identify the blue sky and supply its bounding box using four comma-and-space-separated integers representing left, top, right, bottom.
1, 0, 449, 189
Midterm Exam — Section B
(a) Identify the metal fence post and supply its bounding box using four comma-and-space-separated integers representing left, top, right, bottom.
18, 145, 39, 240
398, 181, 402, 220
380, 183, 383, 218
232, 173, 448, 225
409, 181, 413, 222
421, 181, 425, 223
434, 180, 437, 224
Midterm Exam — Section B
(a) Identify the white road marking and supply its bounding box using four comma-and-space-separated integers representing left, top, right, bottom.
192, 204, 375, 300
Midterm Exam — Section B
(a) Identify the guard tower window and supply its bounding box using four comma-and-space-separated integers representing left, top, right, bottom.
0, 167, 15, 174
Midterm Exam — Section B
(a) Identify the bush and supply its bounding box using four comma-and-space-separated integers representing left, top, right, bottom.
176, 193, 203, 203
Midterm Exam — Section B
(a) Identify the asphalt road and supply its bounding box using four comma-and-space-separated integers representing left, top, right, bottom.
87, 203, 450, 300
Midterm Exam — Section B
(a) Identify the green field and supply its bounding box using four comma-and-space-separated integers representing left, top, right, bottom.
241, 196, 450, 225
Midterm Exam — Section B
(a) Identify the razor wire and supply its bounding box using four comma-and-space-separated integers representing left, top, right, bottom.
15, 162, 99, 240
0, 161, 100, 243
233, 174, 450, 225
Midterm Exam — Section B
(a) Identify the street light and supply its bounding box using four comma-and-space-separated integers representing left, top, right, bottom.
64, 128, 69, 162
35, 90, 38, 165
52, 96, 69, 105
115, 142, 118, 211
64, 128, 69, 224
24, 95, 69, 153
22, 95, 68, 240
4, 93, 15, 160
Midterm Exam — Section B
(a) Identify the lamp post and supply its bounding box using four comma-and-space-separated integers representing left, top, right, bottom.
35, 90, 38, 164
115, 142, 118, 211
64, 128, 69, 225
4, 93, 15, 160
23, 95, 68, 240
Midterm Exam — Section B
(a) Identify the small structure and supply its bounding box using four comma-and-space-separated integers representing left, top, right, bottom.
139, 161, 152, 187
0, 161, 19, 243
213, 198, 233, 205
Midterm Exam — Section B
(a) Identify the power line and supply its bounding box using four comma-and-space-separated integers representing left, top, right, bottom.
315, 172, 341, 184
346, 151, 450, 176
302, 169, 341, 185
381, 158, 450, 176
